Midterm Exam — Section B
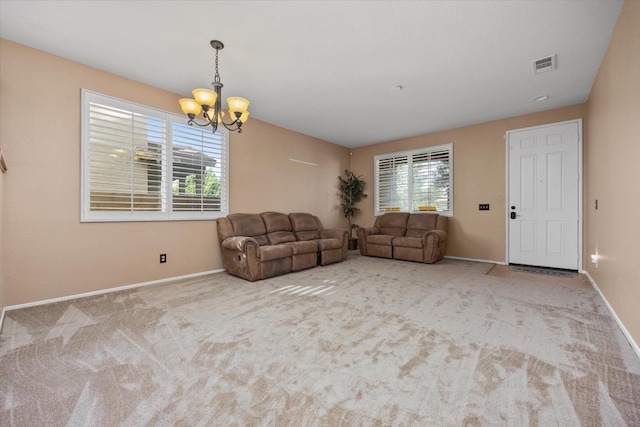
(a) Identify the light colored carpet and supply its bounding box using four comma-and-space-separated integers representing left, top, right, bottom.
1, 253, 639, 426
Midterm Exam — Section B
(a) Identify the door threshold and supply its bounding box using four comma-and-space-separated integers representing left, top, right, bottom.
509, 264, 575, 277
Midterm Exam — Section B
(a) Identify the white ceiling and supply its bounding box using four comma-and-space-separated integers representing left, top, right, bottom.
0, 0, 623, 148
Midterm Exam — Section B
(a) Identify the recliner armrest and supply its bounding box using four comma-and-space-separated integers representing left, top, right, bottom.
320, 228, 349, 260
320, 228, 348, 242
357, 227, 380, 239
423, 229, 447, 242
220, 236, 261, 281
357, 227, 381, 256
221, 236, 260, 253
422, 229, 448, 263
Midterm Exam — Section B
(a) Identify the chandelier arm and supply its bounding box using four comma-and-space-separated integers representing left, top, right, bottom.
188, 117, 219, 133
192, 113, 242, 134
188, 118, 214, 128
221, 110, 245, 128
221, 113, 243, 128
221, 119, 243, 133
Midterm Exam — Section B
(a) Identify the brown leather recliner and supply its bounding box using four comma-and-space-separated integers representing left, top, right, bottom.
216, 212, 348, 281
357, 212, 448, 264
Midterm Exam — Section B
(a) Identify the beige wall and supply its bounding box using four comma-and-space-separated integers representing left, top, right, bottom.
350, 105, 586, 263
585, 0, 640, 345
0, 161, 4, 310
230, 120, 348, 227
0, 39, 349, 306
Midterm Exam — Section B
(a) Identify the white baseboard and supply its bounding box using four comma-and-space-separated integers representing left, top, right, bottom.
444, 255, 507, 265
0, 269, 224, 333
584, 271, 640, 360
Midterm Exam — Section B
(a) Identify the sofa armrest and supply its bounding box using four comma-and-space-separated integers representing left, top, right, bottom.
422, 229, 448, 263
357, 227, 380, 239
222, 236, 259, 253
320, 228, 349, 259
424, 229, 447, 241
320, 228, 348, 242
357, 227, 380, 256
220, 237, 261, 281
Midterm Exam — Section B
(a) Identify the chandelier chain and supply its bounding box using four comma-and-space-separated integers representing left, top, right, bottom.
214, 48, 221, 83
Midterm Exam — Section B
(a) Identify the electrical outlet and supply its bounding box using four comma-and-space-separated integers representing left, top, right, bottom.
160, 254, 167, 263
479, 204, 490, 211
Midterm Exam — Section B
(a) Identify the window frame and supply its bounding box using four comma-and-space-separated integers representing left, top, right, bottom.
374, 143, 453, 217
81, 89, 229, 222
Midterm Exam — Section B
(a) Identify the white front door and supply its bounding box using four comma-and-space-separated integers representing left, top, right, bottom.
507, 120, 581, 270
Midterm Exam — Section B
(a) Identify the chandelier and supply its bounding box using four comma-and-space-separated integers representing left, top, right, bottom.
179, 40, 250, 133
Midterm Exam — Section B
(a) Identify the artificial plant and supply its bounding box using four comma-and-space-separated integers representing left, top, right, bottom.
338, 169, 368, 239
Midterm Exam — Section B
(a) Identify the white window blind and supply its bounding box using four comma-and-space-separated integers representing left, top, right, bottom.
376, 155, 409, 211
81, 90, 229, 222
374, 143, 453, 216
171, 122, 228, 216
411, 148, 451, 212
86, 99, 167, 216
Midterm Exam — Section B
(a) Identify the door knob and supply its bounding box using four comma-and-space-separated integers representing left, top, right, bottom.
510, 211, 517, 219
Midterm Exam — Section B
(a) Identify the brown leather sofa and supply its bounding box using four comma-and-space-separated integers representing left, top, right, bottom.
357, 212, 448, 264
216, 212, 348, 281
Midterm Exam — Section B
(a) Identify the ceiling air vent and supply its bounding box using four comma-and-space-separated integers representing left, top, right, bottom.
532, 54, 557, 74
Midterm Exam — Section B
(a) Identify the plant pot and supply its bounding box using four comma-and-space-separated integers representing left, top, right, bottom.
348, 238, 358, 250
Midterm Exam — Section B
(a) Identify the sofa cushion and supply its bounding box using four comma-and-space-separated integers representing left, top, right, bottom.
286, 240, 318, 254
228, 213, 269, 246
393, 236, 424, 249
316, 238, 342, 251
378, 212, 410, 237
405, 214, 438, 238
261, 211, 292, 232
267, 231, 296, 245
368, 234, 394, 245
295, 230, 320, 241
259, 244, 293, 262
289, 212, 321, 240
260, 211, 297, 244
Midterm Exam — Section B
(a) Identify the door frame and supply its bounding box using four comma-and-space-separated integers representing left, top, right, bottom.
505, 118, 583, 271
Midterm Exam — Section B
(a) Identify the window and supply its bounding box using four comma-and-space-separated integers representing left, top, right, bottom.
81, 90, 228, 222
374, 143, 453, 216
